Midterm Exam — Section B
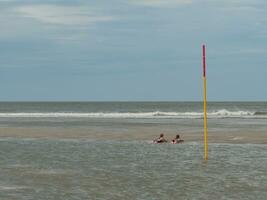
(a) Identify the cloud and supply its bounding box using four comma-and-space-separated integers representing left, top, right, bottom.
15, 5, 115, 26
132, 0, 192, 7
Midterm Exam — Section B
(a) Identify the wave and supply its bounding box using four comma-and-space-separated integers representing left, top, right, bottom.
0, 109, 264, 119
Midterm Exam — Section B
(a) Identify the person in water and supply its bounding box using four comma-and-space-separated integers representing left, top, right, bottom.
171, 134, 184, 144
154, 133, 168, 143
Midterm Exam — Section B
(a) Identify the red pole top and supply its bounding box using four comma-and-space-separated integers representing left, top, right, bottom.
202, 44, 206, 77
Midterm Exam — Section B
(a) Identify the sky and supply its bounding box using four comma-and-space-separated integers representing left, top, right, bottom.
0, 0, 267, 101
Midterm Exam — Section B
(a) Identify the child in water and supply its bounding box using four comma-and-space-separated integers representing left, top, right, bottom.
171, 134, 184, 144
153, 133, 168, 143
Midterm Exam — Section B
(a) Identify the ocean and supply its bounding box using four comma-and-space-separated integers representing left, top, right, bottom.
0, 102, 267, 199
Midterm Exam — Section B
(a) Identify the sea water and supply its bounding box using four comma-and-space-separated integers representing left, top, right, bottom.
0, 102, 267, 199
0, 139, 267, 199
1, 102, 267, 132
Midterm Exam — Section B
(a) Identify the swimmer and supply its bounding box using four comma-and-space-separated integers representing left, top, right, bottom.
153, 133, 168, 143
171, 134, 184, 144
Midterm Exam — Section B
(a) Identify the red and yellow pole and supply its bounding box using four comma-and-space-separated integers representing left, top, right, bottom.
202, 44, 208, 160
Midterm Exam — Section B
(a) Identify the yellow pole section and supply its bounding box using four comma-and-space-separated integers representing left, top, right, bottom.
203, 77, 208, 160
202, 44, 208, 161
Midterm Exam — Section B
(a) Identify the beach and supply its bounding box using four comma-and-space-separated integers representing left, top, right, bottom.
0, 102, 267, 199
3, 0, 267, 198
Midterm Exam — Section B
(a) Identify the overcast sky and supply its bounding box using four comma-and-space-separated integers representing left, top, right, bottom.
0, 0, 267, 101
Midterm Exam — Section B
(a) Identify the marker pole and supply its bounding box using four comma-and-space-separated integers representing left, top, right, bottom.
202, 44, 208, 160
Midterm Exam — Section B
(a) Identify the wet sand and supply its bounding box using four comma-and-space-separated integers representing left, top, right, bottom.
1, 127, 267, 144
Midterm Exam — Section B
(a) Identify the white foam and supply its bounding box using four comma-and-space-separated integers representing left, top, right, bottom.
0, 186, 27, 190
0, 109, 261, 119
232, 137, 244, 140
208, 109, 256, 118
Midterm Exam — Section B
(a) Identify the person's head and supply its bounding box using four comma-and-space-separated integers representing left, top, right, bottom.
176, 134, 180, 139
160, 133, 164, 137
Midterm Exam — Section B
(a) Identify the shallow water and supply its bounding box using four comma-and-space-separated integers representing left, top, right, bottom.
0, 139, 266, 200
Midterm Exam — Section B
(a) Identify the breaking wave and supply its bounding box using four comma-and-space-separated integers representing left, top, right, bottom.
0, 109, 264, 119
